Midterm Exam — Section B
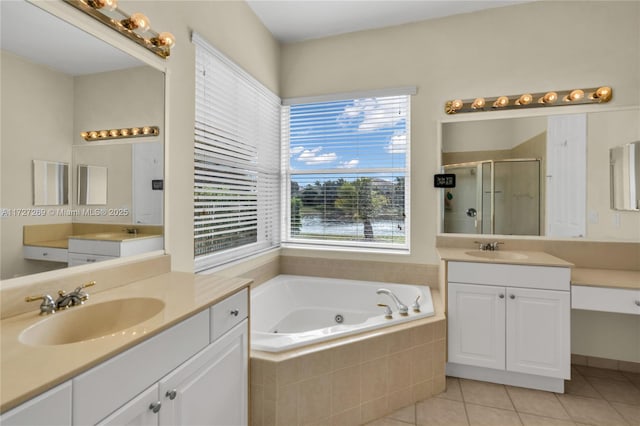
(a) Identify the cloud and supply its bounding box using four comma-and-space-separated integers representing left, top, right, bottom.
339, 96, 407, 132
297, 146, 337, 165
386, 131, 407, 154
339, 159, 360, 168
290, 146, 304, 157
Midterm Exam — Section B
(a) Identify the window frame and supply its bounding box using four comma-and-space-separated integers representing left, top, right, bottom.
281, 89, 414, 252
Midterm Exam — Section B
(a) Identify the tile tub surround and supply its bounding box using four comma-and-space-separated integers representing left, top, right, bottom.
364, 365, 640, 426
250, 317, 447, 426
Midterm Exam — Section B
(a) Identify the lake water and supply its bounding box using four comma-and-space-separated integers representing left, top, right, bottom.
299, 216, 405, 237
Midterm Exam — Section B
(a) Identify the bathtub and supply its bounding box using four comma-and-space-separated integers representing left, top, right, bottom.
251, 275, 435, 352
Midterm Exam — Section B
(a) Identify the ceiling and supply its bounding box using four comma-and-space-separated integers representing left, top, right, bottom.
246, 0, 533, 43
1, 0, 143, 76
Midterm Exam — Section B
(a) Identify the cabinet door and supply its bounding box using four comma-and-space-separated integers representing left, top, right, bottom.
96, 384, 159, 426
448, 282, 506, 370
0, 382, 71, 426
159, 321, 248, 426
506, 287, 570, 379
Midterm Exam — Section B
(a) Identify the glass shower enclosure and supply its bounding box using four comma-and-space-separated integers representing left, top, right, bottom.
442, 159, 541, 236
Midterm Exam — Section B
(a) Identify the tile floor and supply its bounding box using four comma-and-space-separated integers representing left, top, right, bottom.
365, 365, 640, 426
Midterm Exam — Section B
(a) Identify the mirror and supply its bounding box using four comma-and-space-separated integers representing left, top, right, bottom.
77, 165, 108, 205
441, 108, 640, 241
610, 141, 640, 211
1, 0, 165, 280
33, 160, 69, 206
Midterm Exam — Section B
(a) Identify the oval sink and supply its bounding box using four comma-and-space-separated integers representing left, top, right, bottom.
19, 297, 165, 346
464, 250, 529, 260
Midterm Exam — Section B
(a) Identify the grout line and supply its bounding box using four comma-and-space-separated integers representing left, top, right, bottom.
458, 378, 472, 426
503, 384, 525, 425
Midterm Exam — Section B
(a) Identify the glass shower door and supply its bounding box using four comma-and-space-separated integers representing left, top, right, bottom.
443, 164, 482, 234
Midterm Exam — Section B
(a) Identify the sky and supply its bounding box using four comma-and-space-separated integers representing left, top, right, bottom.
288, 95, 408, 175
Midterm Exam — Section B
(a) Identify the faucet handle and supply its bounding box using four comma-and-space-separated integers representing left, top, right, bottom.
25, 294, 56, 315
489, 241, 504, 250
377, 303, 393, 319
412, 295, 421, 312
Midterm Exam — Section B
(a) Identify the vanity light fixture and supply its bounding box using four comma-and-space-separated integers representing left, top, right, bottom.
81, 126, 159, 141
63, 0, 175, 58
445, 86, 613, 114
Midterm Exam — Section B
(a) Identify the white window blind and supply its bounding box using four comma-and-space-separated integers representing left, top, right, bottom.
193, 33, 280, 270
282, 93, 411, 250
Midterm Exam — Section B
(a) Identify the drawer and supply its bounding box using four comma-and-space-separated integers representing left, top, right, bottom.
211, 288, 248, 342
67, 252, 116, 266
448, 261, 570, 291
73, 310, 210, 425
572, 285, 640, 315
68, 238, 121, 256
23, 245, 68, 263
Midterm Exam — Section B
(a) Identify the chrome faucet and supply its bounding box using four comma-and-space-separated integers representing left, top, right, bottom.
474, 241, 504, 251
26, 281, 96, 314
377, 288, 409, 316
56, 281, 96, 309
123, 227, 138, 235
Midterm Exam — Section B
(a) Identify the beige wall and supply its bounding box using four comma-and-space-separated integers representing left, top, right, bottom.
280, 0, 640, 264
0, 51, 74, 279
124, 0, 280, 272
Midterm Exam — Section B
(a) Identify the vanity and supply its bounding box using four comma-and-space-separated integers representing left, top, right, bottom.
0, 269, 251, 425
439, 247, 573, 392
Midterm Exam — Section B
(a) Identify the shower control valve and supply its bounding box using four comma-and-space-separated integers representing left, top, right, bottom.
412, 295, 421, 312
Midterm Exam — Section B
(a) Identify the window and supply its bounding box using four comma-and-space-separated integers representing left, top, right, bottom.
193, 33, 280, 270
282, 90, 412, 250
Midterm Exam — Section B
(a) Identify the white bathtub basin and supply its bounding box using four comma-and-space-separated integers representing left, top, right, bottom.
250, 275, 435, 352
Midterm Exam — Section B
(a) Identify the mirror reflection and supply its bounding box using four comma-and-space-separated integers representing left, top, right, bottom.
441, 109, 640, 241
610, 141, 640, 211
33, 160, 69, 206
1, 0, 165, 280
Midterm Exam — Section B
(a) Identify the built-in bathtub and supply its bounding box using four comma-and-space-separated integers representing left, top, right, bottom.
251, 274, 435, 352
249, 275, 446, 426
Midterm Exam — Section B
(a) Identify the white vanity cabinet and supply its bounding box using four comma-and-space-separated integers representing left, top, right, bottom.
0, 382, 72, 425
67, 237, 163, 266
447, 261, 571, 392
1, 288, 249, 426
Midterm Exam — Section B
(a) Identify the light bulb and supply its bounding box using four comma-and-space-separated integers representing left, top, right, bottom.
540, 92, 558, 104
99, 130, 109, 138
120, 128, 130, 136
516, 93, 533, 105
152, 32, 176, 48
142, 126, 152, 135
131, 127, 141, 135
80, 131, 89, 140
592, 86, 612, 102
89, 131, 99, 139
493, 96, 509, 108
90, 0, 118, 11
122, 13, 150, 32
109, 129, 120, 137
565, 89, 584, 102
471, 98, 485, 109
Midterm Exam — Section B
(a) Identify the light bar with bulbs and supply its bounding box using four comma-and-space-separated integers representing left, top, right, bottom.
445, 86, 612, 115
63, 0, 175, 58
81, 126, 160, 141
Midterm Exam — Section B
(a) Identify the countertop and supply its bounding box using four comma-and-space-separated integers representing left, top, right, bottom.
572, 268, 640, 290
67, 232, 163, 242
0, 272, 251, 413
24, 239, 69, 249
437, 247, 573, 267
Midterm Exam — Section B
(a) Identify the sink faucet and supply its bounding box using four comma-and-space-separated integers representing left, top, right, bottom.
56, 281, 96, 309
377, 288, 409, 316
123, 227, 138, 235
474, 241, 504, 251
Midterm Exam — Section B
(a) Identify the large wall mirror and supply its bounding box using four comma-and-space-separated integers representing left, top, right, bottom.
1, 0, 165, 280
440, 107, 640, 242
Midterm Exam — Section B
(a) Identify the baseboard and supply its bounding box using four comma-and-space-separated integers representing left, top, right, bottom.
446, 362, 565, 393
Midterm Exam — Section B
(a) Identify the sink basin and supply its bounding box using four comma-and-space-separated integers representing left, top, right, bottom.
464, 250, 529, 260
19, 297, 165, 346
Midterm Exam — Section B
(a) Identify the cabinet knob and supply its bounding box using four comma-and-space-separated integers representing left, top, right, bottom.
230, 309, 239, 317
149, 402, 162, 413
498, 294, 505, 299
509, 294, 516, 300
635, 300, 640, 307
42, 252, 48, 256
166, 389, 177, 400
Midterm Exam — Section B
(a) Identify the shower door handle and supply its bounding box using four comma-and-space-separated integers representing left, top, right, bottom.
466, 208, 477, 217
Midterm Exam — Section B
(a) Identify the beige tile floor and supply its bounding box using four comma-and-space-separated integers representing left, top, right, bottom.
365, 366, 640, 426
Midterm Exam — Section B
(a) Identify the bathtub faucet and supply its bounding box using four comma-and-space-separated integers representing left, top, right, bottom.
376, 289, 409, 316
